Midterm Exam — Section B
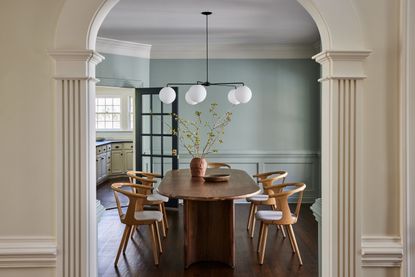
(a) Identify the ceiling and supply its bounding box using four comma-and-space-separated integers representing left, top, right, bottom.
98, 0, 320, 58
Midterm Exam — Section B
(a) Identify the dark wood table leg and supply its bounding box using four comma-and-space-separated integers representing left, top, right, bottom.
184, 199, 235, 268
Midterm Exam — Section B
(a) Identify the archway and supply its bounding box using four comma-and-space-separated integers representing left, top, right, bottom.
50, 0, 370, 276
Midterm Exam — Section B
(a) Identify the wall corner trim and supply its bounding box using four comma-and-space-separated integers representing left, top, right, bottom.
0, 237, 57, 268
361, 236, 403, 267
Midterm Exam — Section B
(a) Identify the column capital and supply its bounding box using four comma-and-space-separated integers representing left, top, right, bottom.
48, 49, 104, 80
313, 50, 371, 81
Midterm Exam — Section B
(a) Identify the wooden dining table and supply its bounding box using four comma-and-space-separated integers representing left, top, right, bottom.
157, 168, 260, 268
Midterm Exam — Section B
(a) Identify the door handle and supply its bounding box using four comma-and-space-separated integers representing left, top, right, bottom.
172, 149, 177, 156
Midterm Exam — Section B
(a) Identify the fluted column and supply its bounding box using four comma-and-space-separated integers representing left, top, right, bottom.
49, 50, 104, 277
314, 50, 370, 277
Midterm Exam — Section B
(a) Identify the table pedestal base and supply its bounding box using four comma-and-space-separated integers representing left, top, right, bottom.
184, 199, 235, 268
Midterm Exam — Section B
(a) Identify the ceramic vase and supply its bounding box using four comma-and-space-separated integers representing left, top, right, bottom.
190, 157, 207, 177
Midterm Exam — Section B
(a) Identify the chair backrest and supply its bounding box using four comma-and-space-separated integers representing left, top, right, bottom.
253, 170, 288, 182
267, 182, 306, 224
207, 162, 231, 169
111, 183, 149, 225
127, 171, 159, 194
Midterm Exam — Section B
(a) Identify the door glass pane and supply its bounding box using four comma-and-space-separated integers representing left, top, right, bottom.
152, 115, 162, 134
152, 157, 162, 176
163, 158, 173, 176
163, 136, 172, 155
142, 136, 150, 155
152, 95, 161, 113
163, 115, 174, 134
142, 95, 151, 113
142, 115, 151, 134
152, 136, 161, 155
142, 156, 151, 172
163, 101, 172, 114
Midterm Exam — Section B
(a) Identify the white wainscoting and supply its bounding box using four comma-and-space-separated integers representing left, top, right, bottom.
150, 151, 321, 204
0, 237, 57, 268
361, 236, 403, 267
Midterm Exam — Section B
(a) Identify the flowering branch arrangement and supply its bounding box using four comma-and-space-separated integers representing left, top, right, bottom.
170, 102, 232, 158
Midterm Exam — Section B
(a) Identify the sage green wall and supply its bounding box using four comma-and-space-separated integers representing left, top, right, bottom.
150, 59, 321, 153
96, 53, 150, 88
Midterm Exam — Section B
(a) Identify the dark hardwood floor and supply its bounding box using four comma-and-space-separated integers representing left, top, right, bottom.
97, 183, 318, 277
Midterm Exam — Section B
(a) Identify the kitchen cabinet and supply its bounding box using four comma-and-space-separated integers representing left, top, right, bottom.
96, 141, 134, 185
111, 150, 124, 174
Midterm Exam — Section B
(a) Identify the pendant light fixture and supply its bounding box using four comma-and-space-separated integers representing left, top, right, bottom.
159, 11, 252, 105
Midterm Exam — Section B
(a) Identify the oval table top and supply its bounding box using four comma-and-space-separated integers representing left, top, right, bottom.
157, 168, 260, 201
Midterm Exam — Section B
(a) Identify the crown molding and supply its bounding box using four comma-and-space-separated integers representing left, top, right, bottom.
150, 44, 319, 59
361, 236, 403, 267
0, 237, 57, 268
96, 37, 152, 59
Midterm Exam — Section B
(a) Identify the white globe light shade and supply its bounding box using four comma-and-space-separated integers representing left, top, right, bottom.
235, 86, 252, 104
187, 85, 207, 103
185, 91, 197, 105
227, 89, 240, 105
159, 87, 176, 104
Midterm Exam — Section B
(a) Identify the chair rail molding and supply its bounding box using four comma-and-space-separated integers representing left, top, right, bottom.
314, 49, 370, 277
0, 237, 57, 268
49, 49, 104, 277
361, 236, 403, 268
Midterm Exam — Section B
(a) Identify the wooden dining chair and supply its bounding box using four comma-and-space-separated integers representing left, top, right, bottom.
246, 171, 288, 238
127, 171, 169, 237
255, 182, 306, 265
207, 162, 231, 169
111, 183, 163, 266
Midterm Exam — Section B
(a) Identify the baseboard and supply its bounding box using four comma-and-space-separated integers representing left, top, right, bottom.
361, 236, 403, 267
0, 237, 57, 268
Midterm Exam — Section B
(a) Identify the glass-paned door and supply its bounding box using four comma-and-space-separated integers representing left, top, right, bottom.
135, 87, 179, 207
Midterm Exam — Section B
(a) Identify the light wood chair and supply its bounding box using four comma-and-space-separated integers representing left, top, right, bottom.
111, 182, 163, 266
207, 162, 231, 169
246, 171, 288, 238
256, 182, 306, 265
127, 171, 169, 237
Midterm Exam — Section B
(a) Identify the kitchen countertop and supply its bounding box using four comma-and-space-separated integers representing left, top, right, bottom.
95, 140, 133, 147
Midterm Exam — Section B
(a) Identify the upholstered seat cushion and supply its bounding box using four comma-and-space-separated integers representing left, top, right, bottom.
147, 193, 169, 202
255, 210, 283, 221
134, 210, 163, 222
246, 194, 269, 202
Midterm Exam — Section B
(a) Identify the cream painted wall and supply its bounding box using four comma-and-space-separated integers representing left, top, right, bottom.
352, 0, 400, 236
0, 0, 64, 275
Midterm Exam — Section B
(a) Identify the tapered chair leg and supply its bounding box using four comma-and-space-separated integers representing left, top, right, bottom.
280, 225, 287, 238
258, 223, 269, 264
257, 221, 264, 253
114, 225, 130, 266
162, 203, 169, 229
288, 225, 303, 265
158, 204, 167, 237
250, 205, 258, 238
247, 203, 254, 231
286, 224, 296, 253
155, 221, 163, 254
149, 223, 159, 265
123, 225, 133, 253
130, 225, 136, 239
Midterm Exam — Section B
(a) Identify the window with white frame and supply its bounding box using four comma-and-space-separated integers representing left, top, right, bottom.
95, 86, 135, 131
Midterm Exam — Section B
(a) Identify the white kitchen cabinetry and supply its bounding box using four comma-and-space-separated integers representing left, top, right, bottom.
96, 141, 134, 185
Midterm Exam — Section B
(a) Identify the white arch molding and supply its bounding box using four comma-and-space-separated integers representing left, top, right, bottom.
49, 0, 371, 276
